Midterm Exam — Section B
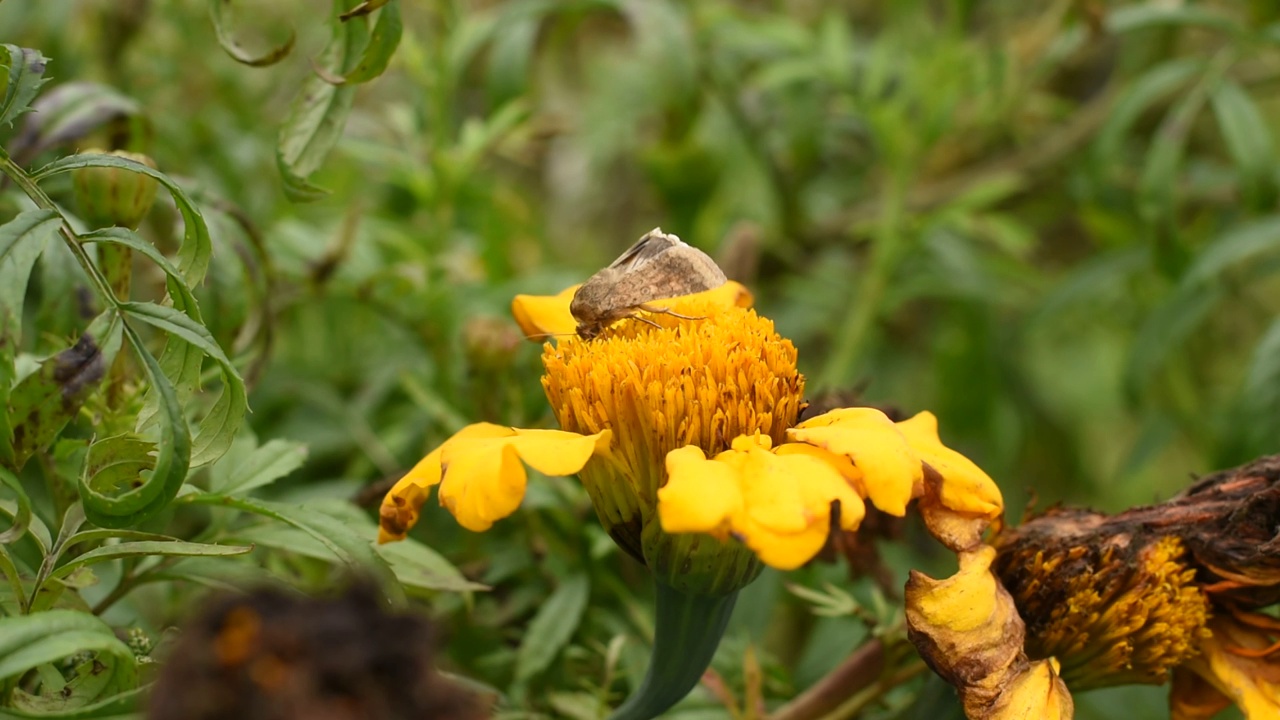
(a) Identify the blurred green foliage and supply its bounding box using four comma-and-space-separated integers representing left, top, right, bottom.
3, 0, 1279, 718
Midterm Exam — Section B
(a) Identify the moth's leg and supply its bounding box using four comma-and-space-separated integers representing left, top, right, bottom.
636, 303, 705, 321
630, 314, 664, 329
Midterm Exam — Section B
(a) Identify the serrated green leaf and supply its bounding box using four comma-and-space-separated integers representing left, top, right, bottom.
375, 539, 488, 594
211, 439, 308, 495
209, 0, 297, 67
7, 314, 122, 471
80, 325, 191, 528
0, 611, 135, 692
0, 209, 60, 355
276, 0, 367, 201
182, 494, 405, 603
1210, 78, 1277, 208
120, 301, 246, 467
0, 45, 49, 129
515, 573, 590, 682
31, 154, 212, 287
339, 0, 401, 84
0, 468, 32, 545
0, 686, 146, 718
49, 541, 252, 582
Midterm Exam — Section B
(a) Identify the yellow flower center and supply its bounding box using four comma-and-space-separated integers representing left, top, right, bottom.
998, 534, 1211, 689
540, 300, 804, 589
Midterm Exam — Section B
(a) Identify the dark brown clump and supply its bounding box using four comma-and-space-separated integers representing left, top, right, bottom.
147, 583, 491, 720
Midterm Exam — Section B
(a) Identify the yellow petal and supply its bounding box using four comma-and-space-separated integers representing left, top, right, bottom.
992, 659, 1074, 720
646, 280, 755, 313
511, 285, 579, 339
377, 422, 515, 543
657, 438, 867, 570
787, 408, 920, 516
910, 545, 1001, 634
735, 447, 865, 570
507, 428, 613, 475
438, 427, 611, 532
905, 545, 1072, 719
897, 411, 1003, 517
658, 446, 742, 534
1181, 615, 1280, 719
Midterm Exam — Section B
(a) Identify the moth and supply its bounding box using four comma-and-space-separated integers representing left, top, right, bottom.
570, 228, 727, 339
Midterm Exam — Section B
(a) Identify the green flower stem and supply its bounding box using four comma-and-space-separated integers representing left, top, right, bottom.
608, 579, 738, 720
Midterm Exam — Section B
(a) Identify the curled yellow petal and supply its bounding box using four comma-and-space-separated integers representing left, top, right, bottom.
658, 436, 864, 571
377, 423, 514, 543
906, 545, 1074, 719
378, 423, 610, 539
1179, 615, 1280, 720
897, 411, 1003, 518
511, 285, 580, 339
787, 407, 920, 516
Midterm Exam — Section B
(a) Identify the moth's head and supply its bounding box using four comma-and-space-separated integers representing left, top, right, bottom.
575, 321, 602, 340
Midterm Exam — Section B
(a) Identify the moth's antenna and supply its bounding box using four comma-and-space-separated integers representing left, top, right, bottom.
523, 330, 578, 341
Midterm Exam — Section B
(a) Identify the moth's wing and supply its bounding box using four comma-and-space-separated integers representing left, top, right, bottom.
608, 245, 727, 305
608, 229, 682, 273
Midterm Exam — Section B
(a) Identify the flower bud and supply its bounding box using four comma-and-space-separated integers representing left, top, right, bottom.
72, 149, 158, 230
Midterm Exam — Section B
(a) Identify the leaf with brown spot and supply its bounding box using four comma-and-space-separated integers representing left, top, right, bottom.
7, 313, 122, 471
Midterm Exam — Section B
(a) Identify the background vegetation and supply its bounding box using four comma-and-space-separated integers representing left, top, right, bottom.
2, 1, 1278, 718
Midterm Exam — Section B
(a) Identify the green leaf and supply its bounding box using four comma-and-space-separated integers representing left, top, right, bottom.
338, 0, 401, 84
209, 0, 297, 67
0, 45, 49, 129
120, 301, 246, 467
515, 573, 590, 682
1242, 317, 1280, 416
0, 468, 33, 545
276, 0, 368, 201
31, 154, 213, 287
376, 539, 488, 594
1210, 78, 1277, 208
1184, 215, 1280, 285
6, 313, 122, 471
1138, 71, 1212, 228
182, 494, 405, 603
0, 209, 60, 355
210, 438, 308, 495
49, 541, 252, 582
1124, 282, 1223, 401
0, 611, 136, 696
1106, 5, 1242, 34
1095, 58, 1202, 163
80, 325, 191, 528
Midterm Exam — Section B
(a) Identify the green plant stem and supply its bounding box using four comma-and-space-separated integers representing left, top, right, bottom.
817, 168, 909, 389
0, 153, 119, 310
608, 580, 739, 720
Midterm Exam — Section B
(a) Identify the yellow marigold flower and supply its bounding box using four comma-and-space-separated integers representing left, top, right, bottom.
906, 545, 1074, 720
379, 272, 1013, 720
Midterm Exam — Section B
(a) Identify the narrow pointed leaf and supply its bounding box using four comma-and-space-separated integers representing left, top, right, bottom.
0, 45, 49, 128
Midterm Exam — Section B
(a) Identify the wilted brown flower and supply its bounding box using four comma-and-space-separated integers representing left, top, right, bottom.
991, 455, 1280, 719
147, 583, 490, 720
